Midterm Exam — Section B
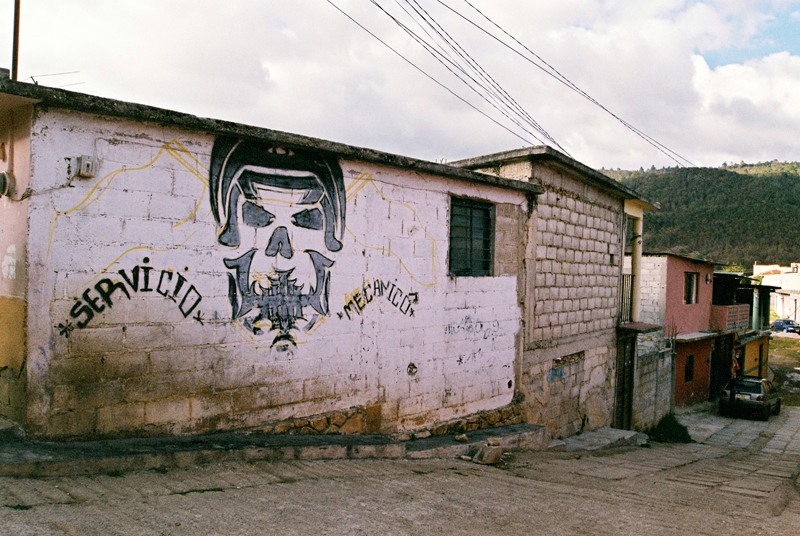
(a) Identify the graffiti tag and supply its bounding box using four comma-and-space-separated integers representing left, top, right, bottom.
444, 316, 501, 341
339, 279, 418, 320
209, 137, 346, 349
456, 348, 483, 365
56, 257, 203, 337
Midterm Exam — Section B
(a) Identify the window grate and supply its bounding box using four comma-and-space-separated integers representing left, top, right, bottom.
449, 197, 493, 276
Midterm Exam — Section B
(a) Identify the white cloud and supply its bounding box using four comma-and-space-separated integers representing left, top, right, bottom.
1, 1, 800, 169
690, 51, 800, 163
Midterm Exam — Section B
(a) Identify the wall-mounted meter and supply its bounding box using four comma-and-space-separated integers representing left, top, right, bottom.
76, 155, 99, 178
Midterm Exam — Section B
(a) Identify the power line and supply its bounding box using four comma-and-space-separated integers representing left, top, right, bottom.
397, 0, 567, 153
441, 0, 695, 167
325, 0, 541, 147
369, 0, 562, 149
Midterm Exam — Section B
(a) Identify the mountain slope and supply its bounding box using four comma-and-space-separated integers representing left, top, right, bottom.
614, 164, 800, 268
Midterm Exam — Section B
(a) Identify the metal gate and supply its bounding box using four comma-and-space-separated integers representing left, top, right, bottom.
614, 335, 635, 430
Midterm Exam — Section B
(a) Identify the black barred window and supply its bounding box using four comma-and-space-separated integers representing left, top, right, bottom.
449, 197, 493, 276
684, 272, 699, 304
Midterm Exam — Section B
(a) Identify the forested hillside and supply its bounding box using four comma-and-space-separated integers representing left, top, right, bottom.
603, 162, 800, 269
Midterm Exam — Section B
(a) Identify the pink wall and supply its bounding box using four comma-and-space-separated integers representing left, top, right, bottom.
675, 339, 713, 407
664, 256, 715, 335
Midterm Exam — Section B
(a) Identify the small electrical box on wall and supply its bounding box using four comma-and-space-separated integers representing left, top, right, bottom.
0, 170, 12, 197
76, 155, 99, 178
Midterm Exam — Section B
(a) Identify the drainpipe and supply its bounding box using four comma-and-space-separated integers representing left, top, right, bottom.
630, 216, 643, 323
751, 288, 759, 331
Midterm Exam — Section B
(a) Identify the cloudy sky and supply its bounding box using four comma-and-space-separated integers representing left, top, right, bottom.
1, 0, 799, 170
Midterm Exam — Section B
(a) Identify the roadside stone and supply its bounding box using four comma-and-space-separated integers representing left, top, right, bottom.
310, 417, 328, 432
329, 413, 347, 427
414, 430, 431, 440
472, 444, 503, 465
454, 434, 468, 442
273, 422, 293, 434
431, 424, 449, 436
339, 414, 365, 435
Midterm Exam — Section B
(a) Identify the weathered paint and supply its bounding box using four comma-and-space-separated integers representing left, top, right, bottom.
674, 339, 713, 406
22, 109, 525, 439
0, 100, 31, 423
739, 335, 770, 378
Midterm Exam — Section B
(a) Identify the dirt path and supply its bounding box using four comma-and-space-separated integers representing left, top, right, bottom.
769, 333, 800, 406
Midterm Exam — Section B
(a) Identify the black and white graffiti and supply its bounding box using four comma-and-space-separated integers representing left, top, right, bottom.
57, 257, 204, 337
209, 137, 346, 349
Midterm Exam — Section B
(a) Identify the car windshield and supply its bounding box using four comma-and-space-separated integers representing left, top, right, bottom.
729, 381, 762, 394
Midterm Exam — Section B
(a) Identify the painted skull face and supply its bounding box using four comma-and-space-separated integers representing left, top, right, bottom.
209, 138, 345, 349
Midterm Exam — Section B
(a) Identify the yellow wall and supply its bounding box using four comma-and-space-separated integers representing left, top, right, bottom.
0, 100, 31, 423
741, 337, 769, 378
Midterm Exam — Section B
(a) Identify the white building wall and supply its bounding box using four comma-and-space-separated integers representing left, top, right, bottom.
25, 109, 524, 439
624, 255, 672, 430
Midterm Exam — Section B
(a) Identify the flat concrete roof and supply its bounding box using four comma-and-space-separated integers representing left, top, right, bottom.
451, 146, 658, 207
0, 76, 544, 197
675, 331, 727, 343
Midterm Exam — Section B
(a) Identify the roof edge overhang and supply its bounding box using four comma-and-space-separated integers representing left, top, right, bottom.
0, 78, 544, 197
451, 146, 659, 209
618, 322, 661, 333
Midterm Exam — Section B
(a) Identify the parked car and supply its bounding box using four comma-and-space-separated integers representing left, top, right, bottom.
771, 319, 800, 333
718, 376, 781, 420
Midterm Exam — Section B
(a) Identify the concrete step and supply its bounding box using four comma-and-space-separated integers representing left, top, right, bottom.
0, 422, 547, 478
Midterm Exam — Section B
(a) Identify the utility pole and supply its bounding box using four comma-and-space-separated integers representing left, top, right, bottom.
12, 0, 20, 81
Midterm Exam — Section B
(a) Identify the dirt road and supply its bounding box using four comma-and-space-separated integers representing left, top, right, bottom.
2, 408, 799, 535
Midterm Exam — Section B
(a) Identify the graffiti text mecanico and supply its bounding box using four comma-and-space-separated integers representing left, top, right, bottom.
340, 279, 418, 320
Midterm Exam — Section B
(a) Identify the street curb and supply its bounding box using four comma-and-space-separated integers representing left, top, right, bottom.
0, 423, 547, 478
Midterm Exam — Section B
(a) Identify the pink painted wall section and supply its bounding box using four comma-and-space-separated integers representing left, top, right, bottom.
675, 339, 712, 407
664, 256, 714, 335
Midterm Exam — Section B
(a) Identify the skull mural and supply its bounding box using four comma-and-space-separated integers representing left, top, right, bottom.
209, 137, 346, 349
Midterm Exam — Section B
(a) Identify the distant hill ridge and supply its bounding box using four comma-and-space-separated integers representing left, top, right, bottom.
601, 161, 800, 269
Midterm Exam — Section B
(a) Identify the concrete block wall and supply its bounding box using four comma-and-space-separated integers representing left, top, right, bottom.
631, 348, 673, 430
473, 161, 624, 439
624, 255, 668, 356
23, 109, 526, 439
637, 256, 667, 326
524, 166, 622, 438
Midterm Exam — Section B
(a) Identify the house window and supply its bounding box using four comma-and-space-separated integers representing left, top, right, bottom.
684, 354, 694, 382
684, 272, 699, 304
449, 197, 493, 276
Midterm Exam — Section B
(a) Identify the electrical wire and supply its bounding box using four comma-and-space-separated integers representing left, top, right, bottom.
372, 0, 561, 148
399, 0, 567, 153
441, 0, 695, 167
324, 0, 539, 148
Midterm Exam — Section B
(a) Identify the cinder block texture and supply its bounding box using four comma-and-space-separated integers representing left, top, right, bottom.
23, 111, 525, 439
